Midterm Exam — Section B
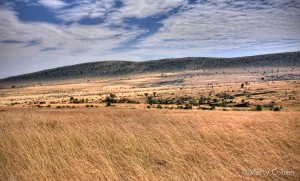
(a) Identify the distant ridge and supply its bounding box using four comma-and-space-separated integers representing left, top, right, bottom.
1, 52, 299, 83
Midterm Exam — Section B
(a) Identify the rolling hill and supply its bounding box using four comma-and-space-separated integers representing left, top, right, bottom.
1, 51, 299, 83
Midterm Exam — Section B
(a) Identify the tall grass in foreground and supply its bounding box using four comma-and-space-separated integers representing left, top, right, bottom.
0, 108, 299, 180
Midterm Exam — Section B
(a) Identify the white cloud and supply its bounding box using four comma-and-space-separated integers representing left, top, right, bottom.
38, 0, 67, 9
0, 7, 146, 77
53, 0, 187, 23
107, 0, 187, 23
0, 7, 145, 50
135, 0, 300, 55
0, 0, 300, 78
56, 0, 116, 22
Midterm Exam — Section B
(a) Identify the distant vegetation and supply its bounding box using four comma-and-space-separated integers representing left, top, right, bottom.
1, 52, 299, 83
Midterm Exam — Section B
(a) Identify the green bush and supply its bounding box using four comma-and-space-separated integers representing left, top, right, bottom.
105, 96, 116, 103
255, 105, 262, 111
184, 105, 192, 109
156, 104, 162, 109
212, 98, 219, 103
273, 107, 281, 111
198, 106, 215, 110
177, 105, 184, 109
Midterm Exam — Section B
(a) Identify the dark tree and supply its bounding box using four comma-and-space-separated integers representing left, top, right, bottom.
147, 96, 153, 105
153, 92, 157, 97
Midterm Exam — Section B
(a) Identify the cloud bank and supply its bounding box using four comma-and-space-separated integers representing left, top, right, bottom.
0, 0, 299, 78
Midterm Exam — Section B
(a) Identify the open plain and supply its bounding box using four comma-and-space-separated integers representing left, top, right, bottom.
0, 67, 300, 180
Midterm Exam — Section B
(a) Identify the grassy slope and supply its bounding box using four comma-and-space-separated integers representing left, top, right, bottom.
1, 51, 299, 83
1, 108, 299, 180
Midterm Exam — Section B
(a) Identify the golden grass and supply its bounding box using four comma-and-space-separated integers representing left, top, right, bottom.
1, 108, 299, 180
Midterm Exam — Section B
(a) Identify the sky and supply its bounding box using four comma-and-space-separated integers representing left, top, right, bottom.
0, 0, 300, 78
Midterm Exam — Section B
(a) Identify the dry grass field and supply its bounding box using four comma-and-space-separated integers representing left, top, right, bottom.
0, 67, 299, 180
1, 108, 299, 180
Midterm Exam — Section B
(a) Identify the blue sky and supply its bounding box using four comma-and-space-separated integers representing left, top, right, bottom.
0, 0, 300, 78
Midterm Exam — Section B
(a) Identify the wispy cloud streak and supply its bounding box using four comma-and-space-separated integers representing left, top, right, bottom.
0, 0, 299, 78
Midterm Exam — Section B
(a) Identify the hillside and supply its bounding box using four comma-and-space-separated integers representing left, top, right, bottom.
1, 51, 299, 83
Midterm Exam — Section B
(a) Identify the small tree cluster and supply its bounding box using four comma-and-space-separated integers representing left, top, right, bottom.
104, 93, 116, 106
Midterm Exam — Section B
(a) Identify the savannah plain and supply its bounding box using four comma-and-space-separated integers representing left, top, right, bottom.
0, 67, 299, 180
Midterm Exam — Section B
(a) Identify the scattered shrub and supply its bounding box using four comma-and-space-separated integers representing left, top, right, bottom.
184, 105, 192, 109
255, 105, 262, 111
177, 105, 184, 109
212, 98, 219, 103
146, 96, 154, 105
234, 102, 249, 107
199, 106, 215, 110
216, 92, 234, 99
73, 99, 84, 104
273, 107, 281, 111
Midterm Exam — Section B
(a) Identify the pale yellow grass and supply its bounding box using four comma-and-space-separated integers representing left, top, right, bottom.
0, 108, 299, 180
